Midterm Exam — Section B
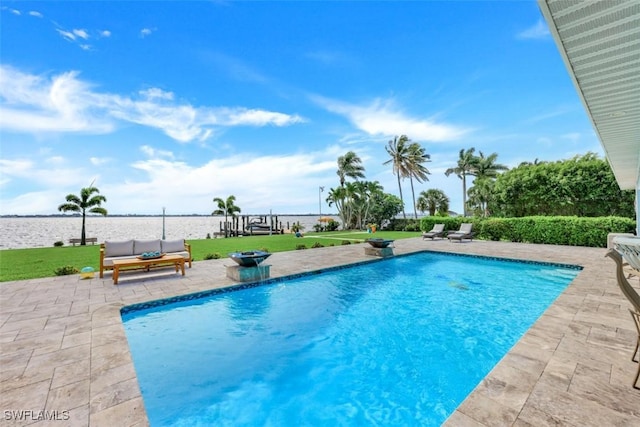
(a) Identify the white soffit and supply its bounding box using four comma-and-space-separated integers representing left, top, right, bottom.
538, 0, 640, 190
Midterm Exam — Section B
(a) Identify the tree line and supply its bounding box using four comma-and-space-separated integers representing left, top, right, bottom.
57, 145, 633, 245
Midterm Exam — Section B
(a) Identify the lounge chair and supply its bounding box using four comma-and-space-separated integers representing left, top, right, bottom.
606, 249, 640, 389
447, 223, 474, 242
613, 237, 640, 278
422, 224, 445, 240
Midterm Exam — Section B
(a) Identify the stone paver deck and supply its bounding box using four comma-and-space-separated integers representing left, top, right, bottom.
1, 239, 639, 426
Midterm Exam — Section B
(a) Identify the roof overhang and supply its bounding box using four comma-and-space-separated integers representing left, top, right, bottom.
538, 0, 640, 190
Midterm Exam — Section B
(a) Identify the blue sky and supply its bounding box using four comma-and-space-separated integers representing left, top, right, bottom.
0, 1, 603, 216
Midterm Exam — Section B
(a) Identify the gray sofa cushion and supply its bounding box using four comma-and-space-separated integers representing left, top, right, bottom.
162, 239, 185, 253
134, 239, 162, 254
104, 240, 134, 257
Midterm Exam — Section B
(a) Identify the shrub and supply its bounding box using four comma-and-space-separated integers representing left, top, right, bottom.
259, 247, 269, 252
206, 233, 211, 239
54, 265, 79, 276
311, 242, 324, 248
386, 218, 421, 231
313, 224, 323, 232
341, 240, 351, 245
203, 253, 222, 260
295, 244, 307, 250
53, 241, 64, 247
326, 220, 340, 231
435, 215, 634, 247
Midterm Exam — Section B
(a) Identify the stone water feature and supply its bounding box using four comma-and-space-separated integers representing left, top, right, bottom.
364, 238, 395, 258
226, 250, 272, 282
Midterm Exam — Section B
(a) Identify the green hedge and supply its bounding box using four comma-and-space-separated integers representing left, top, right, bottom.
419, 216, 635, 248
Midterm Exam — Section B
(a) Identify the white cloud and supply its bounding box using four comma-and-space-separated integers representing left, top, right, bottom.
10, 8, 21, 16
90, 157, 111, 166
54, 27, 98, 49
100, 30, 111, 38
0, 66, 304, 142
46, 156, 65, 164
517, 20, 550, 40
141, 88, 174, 101
313, 96, 469, 142
0, 156, 88, 191
0, 66, 115, 133
140, 145, 175, 159
56, 28, 76, 41
0, 159, 33, 176
73, 29, 89, 39
29, 11, 43, 18
114, 150, 337, 214
140, 28, 154, 38
0, 146, 340, 215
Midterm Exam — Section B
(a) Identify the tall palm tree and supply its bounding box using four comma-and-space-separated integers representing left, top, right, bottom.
417, 189, 450, 216
336, 151, 365, 187
212, 195, 241, 237
406, 142, 431, 219
474, 151, 508, 179
383, 135, 411, 219
58, 186, 108, 245
326, 186, 348, 229
445, 147, 478, 217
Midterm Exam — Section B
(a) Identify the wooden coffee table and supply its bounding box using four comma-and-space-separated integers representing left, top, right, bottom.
111, 254, 185, 285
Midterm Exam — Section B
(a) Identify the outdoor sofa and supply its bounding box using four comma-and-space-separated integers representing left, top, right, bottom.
99, 239, 192, 278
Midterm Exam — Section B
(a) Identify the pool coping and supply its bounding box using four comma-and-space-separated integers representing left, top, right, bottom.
1, 238, 639, 426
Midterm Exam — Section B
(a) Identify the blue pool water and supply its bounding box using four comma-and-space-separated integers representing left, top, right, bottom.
122, 252, 580, 426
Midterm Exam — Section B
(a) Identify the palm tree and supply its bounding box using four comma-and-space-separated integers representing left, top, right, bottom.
417, 189, 450, 216
445, 147, 478, 217
467, 178, 495, 217
474, 151, 508, 179
383, 135, 411, 219
406, 142, 431, 219
336, 151, 365, 187
58, 186, 108, 245
212, 195, 241, 237
351, 180, 384, 229
326, 186, 348, 229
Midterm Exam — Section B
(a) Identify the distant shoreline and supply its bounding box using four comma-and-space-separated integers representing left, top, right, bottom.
0, 213, 337, 218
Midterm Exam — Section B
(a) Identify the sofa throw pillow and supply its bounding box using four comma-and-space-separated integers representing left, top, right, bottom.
162, 239, 185, 253
134, 239, 162, 254
105, 240, 134, 257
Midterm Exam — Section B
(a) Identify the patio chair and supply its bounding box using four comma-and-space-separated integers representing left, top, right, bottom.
605, 249, 640, 389
447, 223, 474, 242
613, 238, 640, 278
422, 224, 445, 240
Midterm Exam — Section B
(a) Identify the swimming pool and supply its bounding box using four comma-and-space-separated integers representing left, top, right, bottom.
122, 251, 580, 426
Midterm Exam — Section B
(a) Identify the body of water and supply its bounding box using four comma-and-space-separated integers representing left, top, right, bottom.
0, 215, 339, 250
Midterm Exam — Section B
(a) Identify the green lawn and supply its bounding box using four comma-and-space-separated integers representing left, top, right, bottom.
0, 231, 421, 282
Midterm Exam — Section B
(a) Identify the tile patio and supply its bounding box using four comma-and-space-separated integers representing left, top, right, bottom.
1, 238, 639, 426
